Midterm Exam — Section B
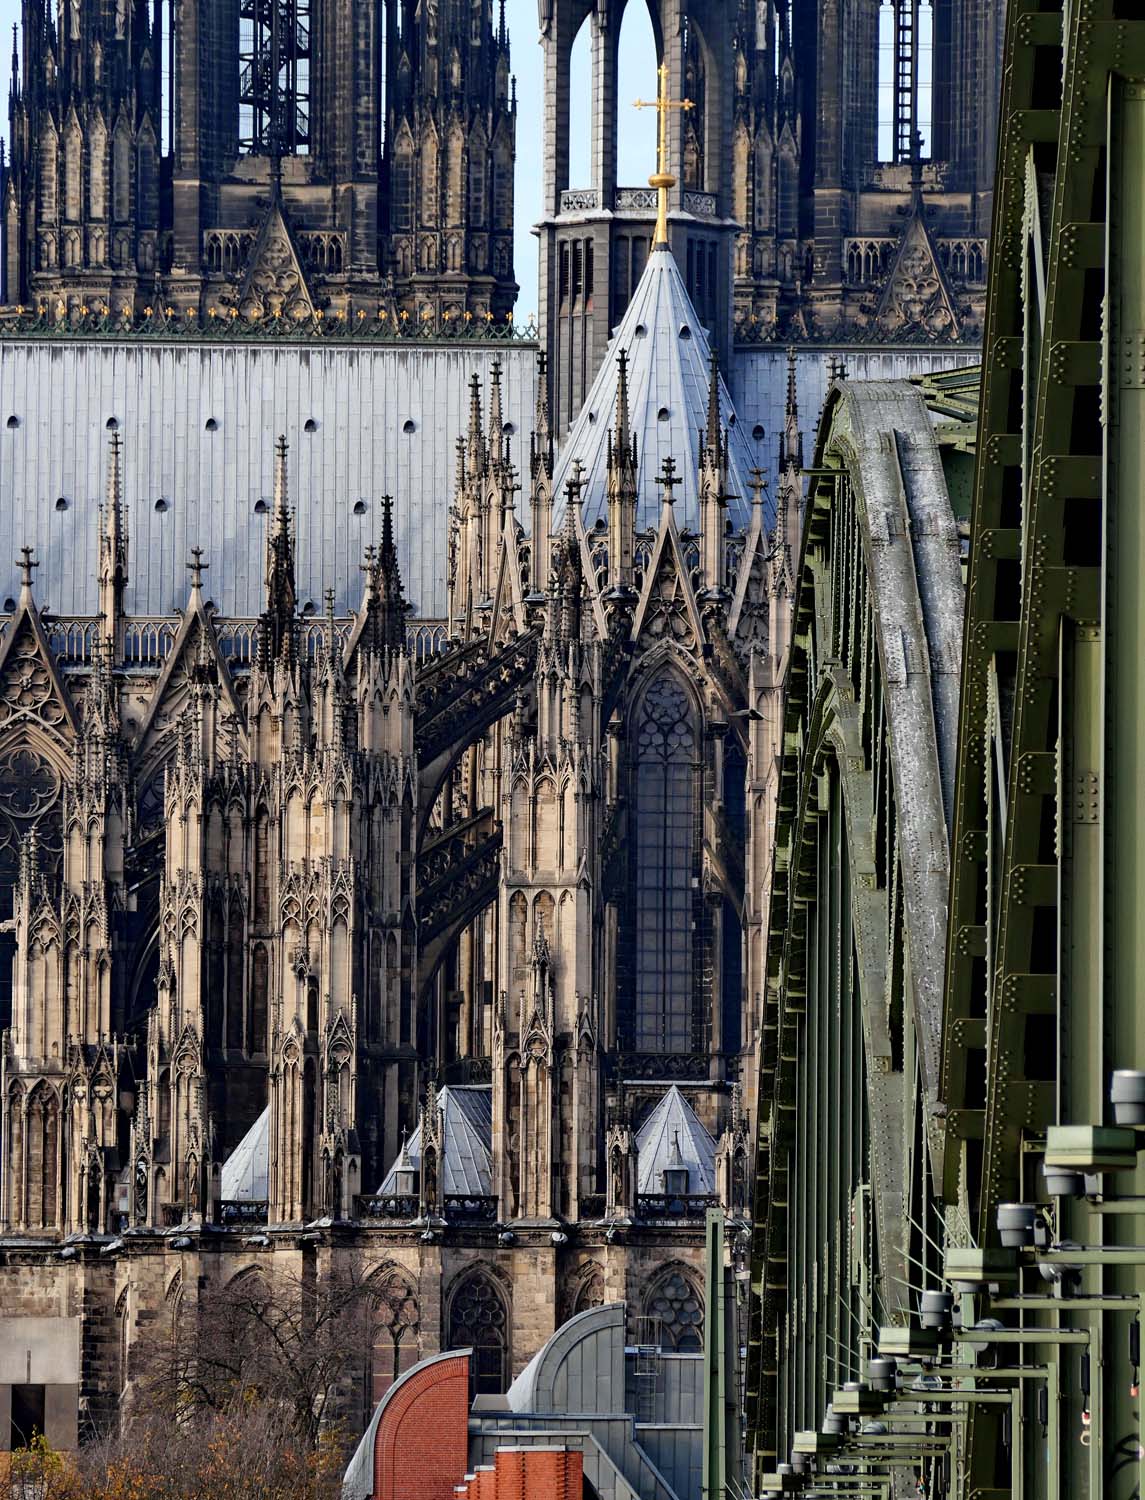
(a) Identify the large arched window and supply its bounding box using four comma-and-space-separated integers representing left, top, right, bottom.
632, 671, 699, 1053
366, 1270, 420, 1411
643, 1267, 704, 1352
447, 1269, 508, 1395
0, 741, 64, 1032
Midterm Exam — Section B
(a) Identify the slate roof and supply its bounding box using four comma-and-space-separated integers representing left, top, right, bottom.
552, 245, 761, 535
377, 1084, 493, 1196
219, 1106, 270, 1202
635, 1085, 717, 1195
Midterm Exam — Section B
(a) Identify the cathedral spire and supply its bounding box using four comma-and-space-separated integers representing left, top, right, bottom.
489, 359, 505, 470
781, 346, 802, 471
99, 431, 129, 659
258, 436, 298, 671
531, 351, 553, 482
699, 348, 731, 599
365, 496, 409, 653
615, 346, 632, 456
705, 347, 723, 465
467, 373, 487, 478
606, 349, 638, 598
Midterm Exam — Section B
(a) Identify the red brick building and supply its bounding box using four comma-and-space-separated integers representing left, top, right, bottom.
453, 1448, 585, 1500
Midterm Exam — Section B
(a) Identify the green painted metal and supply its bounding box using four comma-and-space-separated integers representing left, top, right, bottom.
702, 1207, 741, 1500
746, 3, 1145, 1488
744, 379, 964, 1492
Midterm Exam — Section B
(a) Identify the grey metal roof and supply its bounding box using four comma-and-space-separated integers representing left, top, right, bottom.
635, 1086, 716, 1195
377, 1084, 493, 1196
552, 246, 762, 535
219, 1106, 270, 1201
0, 341, 537, 622
508, 1302, 627, 1417
730, 347, 978, 475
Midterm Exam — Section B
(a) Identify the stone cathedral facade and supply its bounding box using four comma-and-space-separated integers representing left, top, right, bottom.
0, 231, 801, 1436
2, 0, 517, 321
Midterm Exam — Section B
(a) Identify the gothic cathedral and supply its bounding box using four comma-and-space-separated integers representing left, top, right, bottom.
0, 0, 1003, 1450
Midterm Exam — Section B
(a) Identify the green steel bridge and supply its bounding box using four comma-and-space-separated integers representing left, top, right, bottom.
743, 3, 1145, 1497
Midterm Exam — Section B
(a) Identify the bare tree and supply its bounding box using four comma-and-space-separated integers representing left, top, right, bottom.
132, 1256, 394, 1447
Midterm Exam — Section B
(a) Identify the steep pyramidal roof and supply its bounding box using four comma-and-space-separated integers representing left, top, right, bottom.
635, 1085, 717, 1195
377, 1085, 493, 1196
553, 246, 762, 535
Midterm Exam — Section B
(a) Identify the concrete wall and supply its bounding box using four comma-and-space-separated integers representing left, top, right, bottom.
0, 1315, 81, 1451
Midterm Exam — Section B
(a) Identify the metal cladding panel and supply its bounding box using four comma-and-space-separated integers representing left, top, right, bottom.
636, 1427, 702, 1500
730, 347, 978, 474
646, 1354, 703, 1426
0, 341, 538, 622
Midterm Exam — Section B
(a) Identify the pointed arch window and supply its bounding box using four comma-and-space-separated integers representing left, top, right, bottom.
448, 1270, 508, 1395
631, 670, 700, 1053
0, 744, 63, 1033
367, 1272, 420, 1410
643, 1267, 704, 1351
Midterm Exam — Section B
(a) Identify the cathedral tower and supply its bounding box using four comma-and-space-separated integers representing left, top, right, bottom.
730, 0, 1005, 340
536, 0, 740, 434
3, 0, 517, 318
383, 0, 518, 321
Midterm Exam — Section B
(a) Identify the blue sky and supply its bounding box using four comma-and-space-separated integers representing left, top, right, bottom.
0, 0, 659, 317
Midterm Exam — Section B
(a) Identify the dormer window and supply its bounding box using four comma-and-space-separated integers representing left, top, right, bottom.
662, 1165, 690, 1196
392, 1132, 418, 1197
661, 1127, 690, 1197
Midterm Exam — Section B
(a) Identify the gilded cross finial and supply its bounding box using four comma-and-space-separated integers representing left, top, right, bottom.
634, 63, 693, 247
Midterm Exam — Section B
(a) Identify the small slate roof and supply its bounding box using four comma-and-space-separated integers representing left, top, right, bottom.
635, 1085, 716, 1195
377, 1084, 493, 1196
219, 1106, 270, 1201
552, 245, 760, 535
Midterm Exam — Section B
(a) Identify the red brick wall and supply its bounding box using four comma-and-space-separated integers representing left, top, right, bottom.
454, 1448, 584, 1500
373, 1353, 471, 1500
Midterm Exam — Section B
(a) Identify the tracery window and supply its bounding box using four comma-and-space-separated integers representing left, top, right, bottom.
572, 1264, 604, 1316
367, 1273, 420, 1409
643, 1268, 704, 1352
632, 672, 699, 1053
448, 1270, 508, 1395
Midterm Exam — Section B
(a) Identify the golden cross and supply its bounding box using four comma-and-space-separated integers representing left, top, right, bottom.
634, 62, 693, 247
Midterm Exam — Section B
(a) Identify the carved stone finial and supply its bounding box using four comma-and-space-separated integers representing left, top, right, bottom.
187, 547, 208, 592
17, 545, 38, 594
